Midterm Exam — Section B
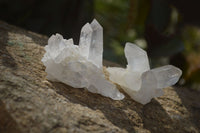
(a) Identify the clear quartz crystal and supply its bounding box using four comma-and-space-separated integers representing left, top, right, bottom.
125, 42, 150, 72
42, 19, 124, 100
107, 43, 182, 104
88, 19, 103, 68
79, 23, 93, 58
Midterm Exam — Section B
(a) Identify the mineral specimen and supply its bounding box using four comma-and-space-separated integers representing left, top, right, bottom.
107, 43, 182, 104
41, 19, 124, 100
42, 19, 182, 104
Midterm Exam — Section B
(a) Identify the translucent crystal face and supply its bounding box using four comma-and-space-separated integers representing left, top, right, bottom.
107, 43, 182, 104
42, 19, 124, 100
79, 23, 93, 58
125, 42, 150, 72
79, 20, 103, 68
88, 19, 103, 68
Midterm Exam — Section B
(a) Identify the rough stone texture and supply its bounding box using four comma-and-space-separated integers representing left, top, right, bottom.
0, 20, 200, 133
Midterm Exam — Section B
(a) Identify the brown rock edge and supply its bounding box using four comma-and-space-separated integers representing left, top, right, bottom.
0, 20, 200, 133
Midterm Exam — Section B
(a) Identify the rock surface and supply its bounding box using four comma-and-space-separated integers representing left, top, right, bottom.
0, 20, 200, 133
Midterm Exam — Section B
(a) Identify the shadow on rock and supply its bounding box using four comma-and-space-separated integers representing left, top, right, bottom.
174, 87, 200, 130
141, 99, 174, 132
50, 82, 176, 133
50, 82, 137, 133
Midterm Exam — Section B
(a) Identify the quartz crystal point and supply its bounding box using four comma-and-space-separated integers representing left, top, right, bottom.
125, 42, 150, 72
88, 19, 103, 68
42, 19, 124, 100
79, 23, 93, 58
107, 43, 182, 104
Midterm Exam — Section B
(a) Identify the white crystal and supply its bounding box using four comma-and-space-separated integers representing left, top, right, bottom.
88, 19, 103, 68
107, 43, 182, 104
42, 19, 124, 100
79, 23, 93, 58
125, 42, 150, 72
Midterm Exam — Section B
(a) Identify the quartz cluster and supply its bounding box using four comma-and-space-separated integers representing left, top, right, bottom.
107, 43, 182, 104
42, 19, 182, 104
41, 19, 124, 100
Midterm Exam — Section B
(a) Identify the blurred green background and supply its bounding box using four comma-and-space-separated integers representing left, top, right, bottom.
1, 0, 200, 90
